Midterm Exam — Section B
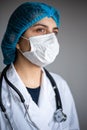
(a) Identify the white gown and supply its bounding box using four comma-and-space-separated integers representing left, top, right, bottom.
0, 64, 80, 130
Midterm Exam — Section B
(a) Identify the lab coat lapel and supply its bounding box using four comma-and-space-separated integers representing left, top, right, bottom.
7, 64, 31, 103
7, 64, 53, 130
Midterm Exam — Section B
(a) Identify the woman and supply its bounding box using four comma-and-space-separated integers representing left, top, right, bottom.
0, 2, 80, 130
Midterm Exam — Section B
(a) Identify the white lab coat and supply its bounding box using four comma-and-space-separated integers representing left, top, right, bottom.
0, 64, 80, 130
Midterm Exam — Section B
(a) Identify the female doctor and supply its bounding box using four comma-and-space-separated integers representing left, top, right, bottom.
0, 2, 80, 130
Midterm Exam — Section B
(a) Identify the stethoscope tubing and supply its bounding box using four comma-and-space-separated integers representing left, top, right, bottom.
44, 68, 62, 110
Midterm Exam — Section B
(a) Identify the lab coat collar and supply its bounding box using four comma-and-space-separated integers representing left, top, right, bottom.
6, 64, 56, 130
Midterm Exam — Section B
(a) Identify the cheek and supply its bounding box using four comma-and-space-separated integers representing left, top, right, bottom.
18, 39, 31, 52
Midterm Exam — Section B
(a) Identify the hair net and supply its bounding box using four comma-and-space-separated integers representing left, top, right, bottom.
1, 2, 60, 65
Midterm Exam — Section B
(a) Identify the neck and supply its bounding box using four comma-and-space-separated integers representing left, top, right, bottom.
14, 51, 42, 88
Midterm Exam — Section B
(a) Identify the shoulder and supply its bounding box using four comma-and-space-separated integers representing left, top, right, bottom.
50, 72, 69, 90
49, 72, 75, 107
49, 72, 73, 99
50, 72, 64, 82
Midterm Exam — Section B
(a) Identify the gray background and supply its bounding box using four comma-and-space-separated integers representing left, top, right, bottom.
0, 0, 87, 130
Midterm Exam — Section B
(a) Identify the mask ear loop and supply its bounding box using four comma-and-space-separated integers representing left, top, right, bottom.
20, 36, 31, 52
21, 36, 29, 40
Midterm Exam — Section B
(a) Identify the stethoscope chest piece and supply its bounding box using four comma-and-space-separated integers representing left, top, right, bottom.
54, 109, 67, 123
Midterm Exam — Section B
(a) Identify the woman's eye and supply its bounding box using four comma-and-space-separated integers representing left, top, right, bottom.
36, 28, 46, 33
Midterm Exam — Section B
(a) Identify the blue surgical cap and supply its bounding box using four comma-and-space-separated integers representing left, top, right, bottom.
1, 2, 60, 65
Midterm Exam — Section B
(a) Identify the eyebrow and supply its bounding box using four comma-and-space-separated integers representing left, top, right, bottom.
32, 23, 58, 30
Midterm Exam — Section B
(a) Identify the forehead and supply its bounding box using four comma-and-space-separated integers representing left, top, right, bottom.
35, 17, 57, 27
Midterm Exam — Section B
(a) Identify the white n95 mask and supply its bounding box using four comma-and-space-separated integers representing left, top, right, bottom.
22, 33, 60, 67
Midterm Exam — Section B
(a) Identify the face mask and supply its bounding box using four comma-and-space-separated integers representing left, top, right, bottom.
21, 33, 60, 67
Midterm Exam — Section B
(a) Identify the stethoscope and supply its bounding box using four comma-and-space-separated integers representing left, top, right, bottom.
0, 65, 67, 130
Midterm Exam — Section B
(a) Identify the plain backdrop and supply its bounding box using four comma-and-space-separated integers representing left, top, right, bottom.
0, 0, 87, 130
